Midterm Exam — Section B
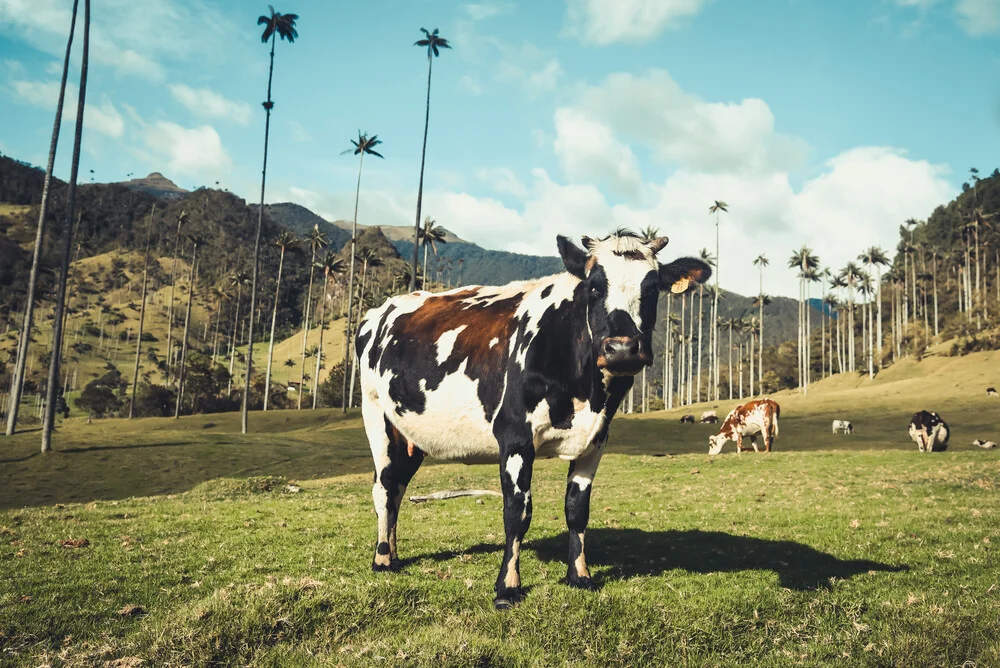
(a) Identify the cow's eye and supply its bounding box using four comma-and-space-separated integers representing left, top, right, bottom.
589, 286, 602, 299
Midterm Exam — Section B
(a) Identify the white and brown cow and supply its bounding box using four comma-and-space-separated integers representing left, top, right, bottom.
908, 411, 949, 452
355, 231, 711, 609
707, 399, 781, 455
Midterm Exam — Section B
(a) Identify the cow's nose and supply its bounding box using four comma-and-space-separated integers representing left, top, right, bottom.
603, 337, 640, 357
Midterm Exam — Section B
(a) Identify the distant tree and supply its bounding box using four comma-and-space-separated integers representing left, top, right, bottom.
752, 253, 769, 389
341, 131, 384, 413
129, 204, 155, 419
76, 367, 127, 419
299, 224, 329, 409
41, 0, 90, 454
787, 246, 819, 393
264, 229, 298, 410
164, 209, 188, 385
227, 269, 251, 397
858, 246, 889, 369
707, 201, 728, 399
410, 27, 451, 291
312, 251, 345, 408
419, 216, 448, 287
245, 4, 299, 434
175, 235, 201, 418
5, 0, 80, 437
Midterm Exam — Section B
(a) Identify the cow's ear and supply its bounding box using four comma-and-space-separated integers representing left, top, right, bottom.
647, 236, 669, 256
558, 235, 588, 279
659, 257, 712, 293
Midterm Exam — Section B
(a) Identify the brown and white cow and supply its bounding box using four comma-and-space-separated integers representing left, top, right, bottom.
355, 231, 711, 609
708, 399, 780, 455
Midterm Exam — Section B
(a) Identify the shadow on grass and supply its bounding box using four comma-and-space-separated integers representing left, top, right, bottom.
408, 528, 908, 591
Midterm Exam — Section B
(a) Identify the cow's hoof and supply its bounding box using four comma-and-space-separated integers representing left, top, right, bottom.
372, 561, 393, 573
493, 587, 523, 610
566, 574, 598, 591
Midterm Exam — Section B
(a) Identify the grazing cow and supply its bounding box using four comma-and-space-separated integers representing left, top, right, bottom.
908, 411, 950, 452
355, 231, 711, 609
987, 387, 998, 397
679, 414, 695, 423
832, 419, 854, 435
700, 415, 719, 424
700, 410, 717, 422
708, 399, 780, 455
972, 439, 997, 449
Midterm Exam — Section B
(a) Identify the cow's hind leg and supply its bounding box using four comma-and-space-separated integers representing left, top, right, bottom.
564, 443, 605, 590
494, 430, 535, 610
363, 395, 422, 572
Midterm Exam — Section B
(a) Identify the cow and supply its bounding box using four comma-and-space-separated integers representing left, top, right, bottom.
972, 439, 997, 449
679, 414, 695, 423
707, 399, 780, 455
355, 231, 711, 609
700, 410, 717, 421
987, 387, 998, 397
832, 419, 854, 435
907, 411, 950, 452
700, 415, 719, 424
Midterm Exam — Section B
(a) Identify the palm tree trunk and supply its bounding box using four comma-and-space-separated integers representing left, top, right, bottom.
687, 293, 694, 405
227, 285, 242, 397
165, 216, 183, 385
410, 56, 434, 291
41, 0, 89, 453
175, 244, 197, 418
298, 247, 316, 409
867, 296, 874, 379
678, 295, 685, 406
903, 253, 909, 328
805, 282, 812, 395
728, 324, 733, 399
876, 265, 883, 367
263, 245, 286, 411
696, 285, 704, 403
312, 272, 330, 409
211, 298, 222, 365
341, 153, 366, 412
820, 302, 825, 381
5, 0, 79, 437
129, 204, 154, 418
241, 33, 280, 434
423, 241, 429, 289
738, 340, 744, 400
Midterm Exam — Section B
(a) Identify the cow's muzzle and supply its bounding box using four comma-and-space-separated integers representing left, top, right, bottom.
596, 336, 651, 376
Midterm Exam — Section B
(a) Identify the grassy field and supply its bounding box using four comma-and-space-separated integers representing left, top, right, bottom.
1, 351, 999, 665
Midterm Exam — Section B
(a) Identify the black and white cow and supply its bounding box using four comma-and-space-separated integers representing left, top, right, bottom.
832, 419, 854, 435
355, 232, 711, 609
908, 410, 950, 452
987, 387, 998, 398
679, 414, 696, 424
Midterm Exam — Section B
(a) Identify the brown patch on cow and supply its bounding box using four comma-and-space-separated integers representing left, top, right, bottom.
504, 540, 521, 589
389, 289, 521, 380
574, 532, 589, 578
585, 255, 599, 274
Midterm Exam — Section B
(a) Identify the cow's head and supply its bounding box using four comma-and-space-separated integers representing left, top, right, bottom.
707, 433, 727, 455
557, 231, 712, 376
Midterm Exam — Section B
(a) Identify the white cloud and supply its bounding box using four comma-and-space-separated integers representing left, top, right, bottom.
168, 84, 253, 125
288, 120, 312, 143
10, 78, 124, 137
458, 74, 486, 95
462, 3, 512, 21
564, 0, 710, 45
494, 43, 564, 93
475, 167, 528, 198
575, 69, 808, 174
0, 0, 239, 80
956, 0, 1000, 34
553, 108, 643, 198
143, 121, 231, 180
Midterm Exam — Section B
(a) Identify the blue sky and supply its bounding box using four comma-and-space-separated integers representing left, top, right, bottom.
2, 0, 999, 297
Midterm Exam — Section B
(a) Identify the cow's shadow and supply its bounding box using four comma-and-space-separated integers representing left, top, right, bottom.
405, 528, 907, 591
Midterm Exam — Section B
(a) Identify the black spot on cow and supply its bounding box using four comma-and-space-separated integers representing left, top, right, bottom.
540, 285, 553, 299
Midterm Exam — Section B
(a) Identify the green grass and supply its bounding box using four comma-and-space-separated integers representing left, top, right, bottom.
2, 350, 1000, 665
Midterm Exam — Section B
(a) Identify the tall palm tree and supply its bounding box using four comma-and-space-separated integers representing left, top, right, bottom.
861, 247, 889, 366
788, 247, 819, 393
5, 0, 80, 437
175, 235, 201, 418
41, 0, 90, 453
340, 131, 384, 412
841, 262, 863, 372
263, 229, 298, 410
804, 267, 822, 387
696, 248, 714, 403
227, 269, 251, 397
419, 217, 448, 287
164, 209, 188, 383
129, 204, 155, 418
752, 253, 768, 390
822, 294, 838, 375
410, 27, 452, 291
751, 293, 771, 388
298, 225, 329, 408
312, 252, 344, 409
244, 5, 299, 433
725, 317, 737, 399
210, 284, 231, 365
708, 201, 727, 400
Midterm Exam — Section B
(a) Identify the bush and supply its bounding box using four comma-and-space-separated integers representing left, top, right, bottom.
131, 382, 176, 418
316, 361, 361, 409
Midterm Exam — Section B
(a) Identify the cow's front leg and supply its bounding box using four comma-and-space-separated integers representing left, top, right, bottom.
494, 443, 534, 610
564, 442, 604, 590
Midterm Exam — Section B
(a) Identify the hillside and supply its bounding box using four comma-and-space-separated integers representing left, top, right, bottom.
259, 203, 350, 251
119, 172, 188, 200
